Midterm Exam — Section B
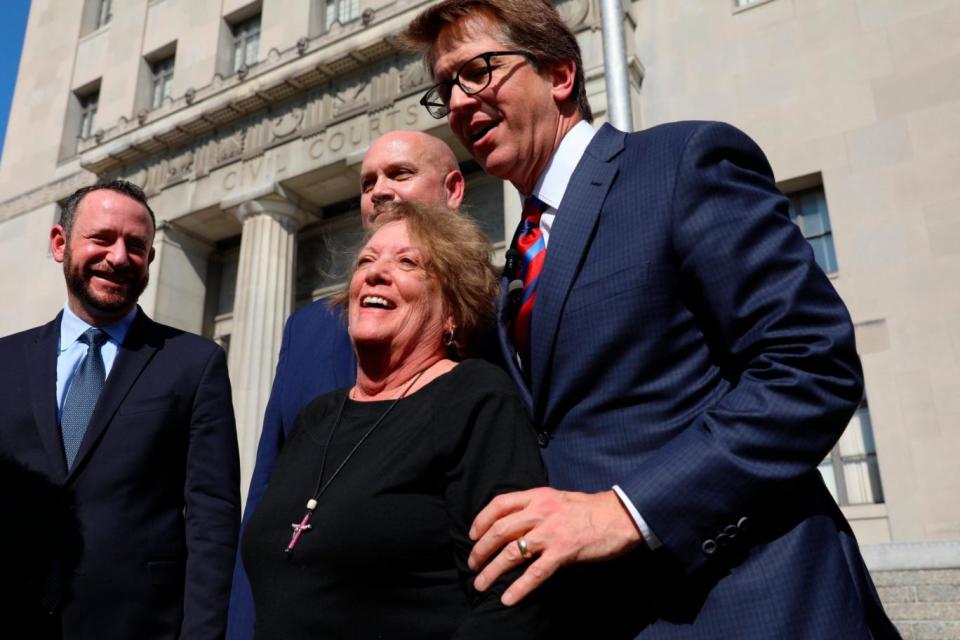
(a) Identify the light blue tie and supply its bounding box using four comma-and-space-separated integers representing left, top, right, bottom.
61, 328, 109, 469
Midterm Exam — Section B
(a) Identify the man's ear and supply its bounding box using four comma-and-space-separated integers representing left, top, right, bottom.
548, 58, 578, 105
50, 226, 67, 264
444, 170, 466, 209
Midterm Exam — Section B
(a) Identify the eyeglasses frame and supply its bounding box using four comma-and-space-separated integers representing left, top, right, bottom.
419, 50, 537, 119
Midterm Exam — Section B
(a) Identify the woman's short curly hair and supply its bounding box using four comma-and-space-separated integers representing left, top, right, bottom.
332, 201, 499, 358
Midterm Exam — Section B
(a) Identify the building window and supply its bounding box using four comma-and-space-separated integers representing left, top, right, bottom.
95, 0, 112, 28
818, 401, 885, 506
324, 0, 361, 30
150, 56, 175, 109
78, 91, 99, 140
231, 15, 261, 73
788, 186, 837, 274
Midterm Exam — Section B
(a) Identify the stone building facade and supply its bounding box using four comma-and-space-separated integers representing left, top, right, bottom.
1, 1, 959, 635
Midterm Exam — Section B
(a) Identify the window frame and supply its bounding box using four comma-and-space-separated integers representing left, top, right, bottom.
78, 91, 99, 140
323, 0, 361, 31
150, 56, 176, 109
95, 0, 113, 29
787, 184, 839, 275
231, 14, 261, 73
817, 400, 885, 506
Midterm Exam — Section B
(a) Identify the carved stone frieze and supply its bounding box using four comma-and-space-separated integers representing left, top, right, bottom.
166, 150, 195, 185
398, 55, 428, 93
216, 130, 246, 166
301, 89, 327, 134
332, 76, 372, 118
271, 106, 305, 140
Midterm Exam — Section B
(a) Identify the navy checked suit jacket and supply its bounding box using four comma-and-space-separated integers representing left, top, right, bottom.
0, 309, 240, 639
226, 299, 355, 639
497, 122, 899, 638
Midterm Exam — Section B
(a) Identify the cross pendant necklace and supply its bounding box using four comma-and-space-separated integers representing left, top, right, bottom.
283, 367, 429, 557
284, 498, 318, 554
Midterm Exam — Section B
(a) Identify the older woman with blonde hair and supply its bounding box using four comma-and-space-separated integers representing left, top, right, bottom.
242, 201, 550, 638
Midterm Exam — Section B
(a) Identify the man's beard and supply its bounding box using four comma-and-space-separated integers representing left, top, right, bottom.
63, 245, 149, 317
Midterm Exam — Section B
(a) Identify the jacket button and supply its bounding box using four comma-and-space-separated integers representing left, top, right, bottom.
536, 432, 549, 447
701, 539, 718, 555
737, 517, 750, 532
724, 524, 739, 538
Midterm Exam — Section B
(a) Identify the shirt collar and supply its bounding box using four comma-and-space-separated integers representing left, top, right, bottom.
59, 303, 138, 353
528, 120, 598, 210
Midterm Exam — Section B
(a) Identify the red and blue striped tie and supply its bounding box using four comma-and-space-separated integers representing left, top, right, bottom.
511, 196, 548, 365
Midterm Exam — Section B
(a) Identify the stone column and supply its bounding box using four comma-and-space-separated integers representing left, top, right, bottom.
139, 221, 213, 334
226, 196, 310, 504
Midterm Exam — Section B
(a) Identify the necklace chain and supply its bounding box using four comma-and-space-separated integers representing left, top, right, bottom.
283, 365, 429, 556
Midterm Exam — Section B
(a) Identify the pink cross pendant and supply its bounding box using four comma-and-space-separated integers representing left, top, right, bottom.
284, 499, 317, 555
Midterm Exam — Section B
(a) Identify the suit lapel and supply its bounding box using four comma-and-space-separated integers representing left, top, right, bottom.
26, 314, 68, 482
68, 309, 160, 482
530, 125, 625, 425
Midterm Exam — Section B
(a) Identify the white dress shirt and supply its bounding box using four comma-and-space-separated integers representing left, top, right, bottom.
522, 120, 663, 550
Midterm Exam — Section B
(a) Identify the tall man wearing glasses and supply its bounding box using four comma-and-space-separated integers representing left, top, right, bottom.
404, 1, 897, 637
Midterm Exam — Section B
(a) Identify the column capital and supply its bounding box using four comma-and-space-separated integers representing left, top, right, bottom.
221, 184, 315, 231
154, 219, 214, 257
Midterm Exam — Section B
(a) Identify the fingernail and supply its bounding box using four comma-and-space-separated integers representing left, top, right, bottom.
468, 526, 477, 540
474, 576, 487, 591
502, 592, 515, 607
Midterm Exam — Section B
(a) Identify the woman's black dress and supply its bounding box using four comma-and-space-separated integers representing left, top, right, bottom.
242, 359, 550, 639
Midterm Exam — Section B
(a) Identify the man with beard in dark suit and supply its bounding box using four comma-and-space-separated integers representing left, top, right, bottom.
0, 180, 240, 639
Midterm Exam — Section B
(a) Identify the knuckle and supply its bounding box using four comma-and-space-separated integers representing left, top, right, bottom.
526, 562, 550, 582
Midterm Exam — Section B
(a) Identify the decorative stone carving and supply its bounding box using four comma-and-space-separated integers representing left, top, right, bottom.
165, 151, 194, 184
271, 106, 304, 140
399, 56, 428, 93
137, 109, 149, 125
362, 8, 375, 27
185, 88, 196, 104
332, 76, 371, 117
216, 129, 246, 165
297, 37, 309, 56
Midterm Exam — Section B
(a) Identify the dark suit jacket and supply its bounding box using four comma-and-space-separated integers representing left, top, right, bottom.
498, 122, 899, 638
226, 300, 355, 639
0, 308, 240, 640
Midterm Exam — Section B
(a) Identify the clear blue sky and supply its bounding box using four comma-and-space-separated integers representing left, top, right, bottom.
0, 0, 32, 160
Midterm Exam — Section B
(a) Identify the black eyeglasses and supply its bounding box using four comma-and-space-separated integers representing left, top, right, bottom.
420, 50, 536, 119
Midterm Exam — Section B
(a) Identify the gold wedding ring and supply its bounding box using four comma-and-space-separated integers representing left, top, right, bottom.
517, 536, 533, 559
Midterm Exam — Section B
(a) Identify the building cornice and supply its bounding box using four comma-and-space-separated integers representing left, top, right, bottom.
78, 2, 425, 175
